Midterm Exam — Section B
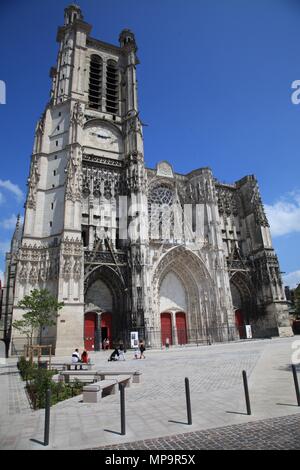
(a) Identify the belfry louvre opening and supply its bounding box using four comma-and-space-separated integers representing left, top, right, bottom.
88, 55, 102, 110
106, 60, 118, 114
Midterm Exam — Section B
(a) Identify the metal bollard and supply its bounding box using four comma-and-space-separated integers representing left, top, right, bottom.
44, 388, 51, 446
242, 370, 251, 415
120, 383, 126, 435
292, 365, 300, 406
185, 377, 192, 425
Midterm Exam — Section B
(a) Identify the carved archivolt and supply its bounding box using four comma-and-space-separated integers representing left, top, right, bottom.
151, 246, 217, 331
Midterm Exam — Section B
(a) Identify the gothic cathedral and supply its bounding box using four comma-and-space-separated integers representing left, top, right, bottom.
5, 5, 292, 355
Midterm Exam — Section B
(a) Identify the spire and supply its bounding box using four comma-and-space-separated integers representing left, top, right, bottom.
11, 214, 22, 253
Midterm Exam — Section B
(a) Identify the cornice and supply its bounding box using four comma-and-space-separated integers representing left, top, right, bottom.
87, 37, 121, 56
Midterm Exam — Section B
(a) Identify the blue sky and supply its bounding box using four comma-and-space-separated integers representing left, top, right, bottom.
0, 0, 300, 286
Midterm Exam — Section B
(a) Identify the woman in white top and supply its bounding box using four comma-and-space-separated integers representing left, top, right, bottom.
71, 349, 80, 363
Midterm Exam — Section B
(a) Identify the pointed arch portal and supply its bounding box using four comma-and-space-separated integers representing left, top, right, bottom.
84, 265, 126, 350
153, 246, 217, 346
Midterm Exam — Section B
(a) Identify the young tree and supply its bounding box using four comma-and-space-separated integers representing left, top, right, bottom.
12, 289, 64, 349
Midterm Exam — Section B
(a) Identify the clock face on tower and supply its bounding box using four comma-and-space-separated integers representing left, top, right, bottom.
89, 127, 112, 140
84, 124, 122, 153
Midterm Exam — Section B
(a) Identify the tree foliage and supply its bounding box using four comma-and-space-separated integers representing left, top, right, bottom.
12, 289, 64, 346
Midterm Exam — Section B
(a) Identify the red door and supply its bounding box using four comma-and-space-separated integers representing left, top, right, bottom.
161, 313, 173, 346
84, 313, 96, 351
176, 312, 187, 345
101, 312, 112, 348
235, 309, 245, 339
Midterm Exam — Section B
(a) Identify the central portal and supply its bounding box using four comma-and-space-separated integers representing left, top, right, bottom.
84, 265, 127, 350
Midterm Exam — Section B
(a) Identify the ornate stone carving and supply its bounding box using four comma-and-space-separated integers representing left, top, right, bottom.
83, 154, 123, 168
62, 256, 72, 279
17, 241, 61, 283
184, 175, 216, 204
27, 157, 40, 209
71, 101, 85, 127
157, 161, 174, 179
216, 186, 238, 217
73, 258, 82, 280
250, 183, 269, 227
65, 149, 82, 202
82, 166, 122, 198
125, 154, 147, 193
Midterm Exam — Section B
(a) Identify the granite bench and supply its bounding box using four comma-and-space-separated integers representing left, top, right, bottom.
82, 375, 132, 403
97, 370, 142, 383
83, 379, 117, 403
58, 370, 100, 384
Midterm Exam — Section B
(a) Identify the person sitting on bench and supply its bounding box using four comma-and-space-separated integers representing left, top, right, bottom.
81, 350, 89, 364
72, 349, 80, 364
108, 348, 119, 362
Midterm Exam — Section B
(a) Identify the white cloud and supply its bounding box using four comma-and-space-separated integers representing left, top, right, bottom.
283, 270, 300, 288
0, 180, 24, 202
265, 191, 300, 237
0, 271, 4, 284
0, 214, 23, 230
0, 193, 4, 205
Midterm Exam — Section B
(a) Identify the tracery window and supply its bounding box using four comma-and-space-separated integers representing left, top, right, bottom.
148, 186, 176, 240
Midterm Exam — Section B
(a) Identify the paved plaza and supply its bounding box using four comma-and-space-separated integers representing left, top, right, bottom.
0, 337, 300, 450
95, 414, 300, 450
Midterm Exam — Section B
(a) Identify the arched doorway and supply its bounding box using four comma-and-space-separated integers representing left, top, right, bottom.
230, 273, 254, 339
101, 312, 112, 348
84, 312, 97, 351
176, 312, 187, 345
161, 312, 173, 346
84, 265, 126, 349
153, 246, 216, 347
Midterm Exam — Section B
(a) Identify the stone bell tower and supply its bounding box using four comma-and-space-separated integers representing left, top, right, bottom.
10, 4, 149, 355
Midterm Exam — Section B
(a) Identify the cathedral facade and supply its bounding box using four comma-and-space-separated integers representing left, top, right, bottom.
5, 5, 292, 355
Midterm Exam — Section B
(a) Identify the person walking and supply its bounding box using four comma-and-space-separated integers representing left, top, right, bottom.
139, 339, 146, 359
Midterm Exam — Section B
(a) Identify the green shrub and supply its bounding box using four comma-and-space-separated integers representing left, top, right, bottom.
17, 356, 37, 381
18, 357, 84, 409
26, 369, 84, 409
